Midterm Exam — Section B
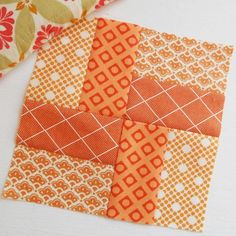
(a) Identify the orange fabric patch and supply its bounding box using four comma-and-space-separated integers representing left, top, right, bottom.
125, 77, 224, 137
133, 27, 233, 94
26, 18, 97, 109
78, 18, 141, 117
2, 144, 114, 216
107, 120, 168, 224
154, 129, 218, 232
17, 99, 123, 165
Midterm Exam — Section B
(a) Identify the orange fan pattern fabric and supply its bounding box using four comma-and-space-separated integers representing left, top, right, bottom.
3, 144, 114, 216
2, 17, 234, 233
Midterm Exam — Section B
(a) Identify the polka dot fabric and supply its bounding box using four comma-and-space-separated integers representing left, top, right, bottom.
154, 129, 219, 232
26, 18, 97, 109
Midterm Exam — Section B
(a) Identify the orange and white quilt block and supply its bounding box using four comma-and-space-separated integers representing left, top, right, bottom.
2, 17, 234, 233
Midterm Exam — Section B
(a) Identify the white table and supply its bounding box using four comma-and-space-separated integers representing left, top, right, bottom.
1, 0, 236, 235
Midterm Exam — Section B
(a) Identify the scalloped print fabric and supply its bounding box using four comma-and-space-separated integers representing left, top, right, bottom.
2, 144, 114, 216
0, 0, 115, 79
1, 17, 234, 233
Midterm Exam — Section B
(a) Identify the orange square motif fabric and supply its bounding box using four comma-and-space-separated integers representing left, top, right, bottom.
79, 18, 141, 117
107, 120, 168, 224
2, 17, 234, 233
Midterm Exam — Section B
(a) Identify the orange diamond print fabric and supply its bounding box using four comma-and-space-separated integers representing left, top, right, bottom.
1, 17, 234, 233
107, 120, 168, 224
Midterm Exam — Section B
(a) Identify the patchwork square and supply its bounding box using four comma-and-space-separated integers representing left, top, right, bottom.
17, 99, 123, 165
154, 129, 218, 232
2, 144, 114, 216
1, 17, 234, 233
26, 18, 97, 109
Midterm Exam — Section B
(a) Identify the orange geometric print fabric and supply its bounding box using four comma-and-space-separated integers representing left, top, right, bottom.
107, 120, 168, 224
79, 18, 141, 117
3, 145, 114, 216
17, 99, 123, 165
125, 76, 225, 137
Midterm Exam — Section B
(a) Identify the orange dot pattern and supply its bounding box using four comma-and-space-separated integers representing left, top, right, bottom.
2, 144, 114, 216
154, 129, 218, 232
107, 120, 168, 224
133, 27, 234, 94
26, 18, 97, 109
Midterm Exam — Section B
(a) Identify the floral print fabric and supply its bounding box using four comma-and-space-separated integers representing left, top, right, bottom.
0, 0, 115, 79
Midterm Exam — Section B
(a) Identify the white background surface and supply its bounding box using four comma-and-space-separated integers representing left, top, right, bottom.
0, 0, 236, 235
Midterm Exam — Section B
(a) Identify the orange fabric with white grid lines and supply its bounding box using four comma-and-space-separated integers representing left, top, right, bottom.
17, 99, 123, 165
125, 77, 225, 137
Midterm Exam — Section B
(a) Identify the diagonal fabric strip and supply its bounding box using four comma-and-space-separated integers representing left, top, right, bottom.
107, 120, 168, 224
17, 99, 123, 165
79, 18, 141, 117
0, 0, 116, 79
125, 76, 225, 137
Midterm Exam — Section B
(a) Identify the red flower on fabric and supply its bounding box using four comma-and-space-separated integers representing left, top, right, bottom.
33, 24, 63, 51
95, 0, 110, 9
0, 7, 15, 50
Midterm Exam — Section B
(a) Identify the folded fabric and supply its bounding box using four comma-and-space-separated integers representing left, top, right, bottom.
2, 17, 233, 232
0, 0, 114, 79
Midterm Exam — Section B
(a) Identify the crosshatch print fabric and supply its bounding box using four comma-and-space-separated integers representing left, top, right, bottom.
2, 17, 234, 232
0, 0, 115, 79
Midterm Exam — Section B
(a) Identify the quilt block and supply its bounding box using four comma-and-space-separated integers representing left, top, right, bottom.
2, 17, 234, 232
